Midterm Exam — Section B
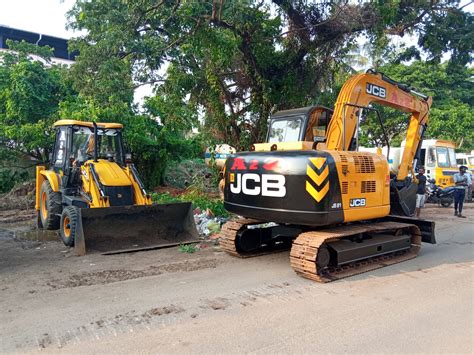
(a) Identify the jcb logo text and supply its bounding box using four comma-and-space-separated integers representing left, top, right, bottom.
349, 198, 366, 207
229, 173, 286, 197
366, 83, 386, 98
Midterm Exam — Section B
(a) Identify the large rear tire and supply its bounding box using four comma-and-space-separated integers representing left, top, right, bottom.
39, 181, 62, 230
60, 206, 80, 247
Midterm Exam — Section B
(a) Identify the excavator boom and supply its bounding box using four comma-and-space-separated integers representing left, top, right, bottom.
325, 70, 432, 181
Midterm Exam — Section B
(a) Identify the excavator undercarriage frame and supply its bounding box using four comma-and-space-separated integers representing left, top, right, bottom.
220, 217, 433, 282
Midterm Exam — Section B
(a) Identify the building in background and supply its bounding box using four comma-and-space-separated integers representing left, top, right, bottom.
0, 25, 75, 64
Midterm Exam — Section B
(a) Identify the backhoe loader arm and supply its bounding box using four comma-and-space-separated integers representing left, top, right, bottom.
325, 71, 432, 181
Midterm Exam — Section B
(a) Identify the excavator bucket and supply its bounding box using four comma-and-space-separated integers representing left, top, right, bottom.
73, 202, 199, 256
390, 180, 417, 217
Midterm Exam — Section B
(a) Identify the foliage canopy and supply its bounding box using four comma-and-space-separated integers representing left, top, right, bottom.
68, 0, 473, 149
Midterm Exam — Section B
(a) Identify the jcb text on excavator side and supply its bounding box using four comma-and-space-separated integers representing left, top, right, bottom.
220, 70, 436, 282
36, 120, 198, 255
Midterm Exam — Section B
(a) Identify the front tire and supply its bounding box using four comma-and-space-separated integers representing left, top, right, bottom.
60, 206, 80, 247
440, 197, 453, 208
39, 181, 62, 230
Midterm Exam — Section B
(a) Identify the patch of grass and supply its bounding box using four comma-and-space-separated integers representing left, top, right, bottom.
151, 190, 228, 217
178, 243, 199, 253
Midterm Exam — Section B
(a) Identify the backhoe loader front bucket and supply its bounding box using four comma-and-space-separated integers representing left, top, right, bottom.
73, 202, 199, 256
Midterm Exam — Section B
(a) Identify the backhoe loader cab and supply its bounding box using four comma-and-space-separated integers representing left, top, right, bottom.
36, 120, 198, 255
51, 121, 125, 176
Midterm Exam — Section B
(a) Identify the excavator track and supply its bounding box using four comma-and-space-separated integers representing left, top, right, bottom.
219, 218, 292, 258
290, 221, 421, 282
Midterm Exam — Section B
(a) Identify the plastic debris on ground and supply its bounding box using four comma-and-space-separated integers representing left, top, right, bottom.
193, 208, 229, 243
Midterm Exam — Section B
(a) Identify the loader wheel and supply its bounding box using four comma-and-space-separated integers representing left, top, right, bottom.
60, 206, 79, 247
39, 181, 62, 230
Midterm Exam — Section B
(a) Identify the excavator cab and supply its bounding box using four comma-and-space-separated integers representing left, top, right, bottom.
36, 120, 198, 255
266, 106, 333, 143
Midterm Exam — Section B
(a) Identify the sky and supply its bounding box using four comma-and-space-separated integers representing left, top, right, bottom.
0, 0, 77, 39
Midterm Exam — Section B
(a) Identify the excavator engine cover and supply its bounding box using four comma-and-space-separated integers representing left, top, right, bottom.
74, 202, 199, 255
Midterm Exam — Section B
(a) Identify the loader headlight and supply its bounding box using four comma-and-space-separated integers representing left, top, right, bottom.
125, 153, 132, 164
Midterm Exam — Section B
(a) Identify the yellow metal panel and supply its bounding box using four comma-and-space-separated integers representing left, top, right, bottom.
80, 165, 107, 208
99, 123, 123, 129
326, 151, 390, 223
40, 170, 61, 192
306, 164, 328, 186
35, 166, 46, 210
434, 167, 456, 187
54, 120, 94, 128
53, 120, 123, 129
306, 181, 329, 203
123, 166, 152, 205
90, 160, 132, 186
253, 141, 314, 152
344, 205, 391, 223
309, 157, 326, 170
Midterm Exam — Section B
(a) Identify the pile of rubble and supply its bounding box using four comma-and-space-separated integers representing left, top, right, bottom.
0, 181, 35, 211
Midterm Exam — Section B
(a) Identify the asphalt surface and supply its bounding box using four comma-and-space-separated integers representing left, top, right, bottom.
0, 205, 473, 354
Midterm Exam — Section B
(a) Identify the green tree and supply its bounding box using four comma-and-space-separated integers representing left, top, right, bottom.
0, 40, 74, 161
359, 61, 474, 151
67, 0, 472, 149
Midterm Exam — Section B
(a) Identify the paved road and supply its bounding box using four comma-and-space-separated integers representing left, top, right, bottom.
0, 205, 473, 353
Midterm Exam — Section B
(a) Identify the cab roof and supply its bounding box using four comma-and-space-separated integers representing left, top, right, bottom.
53, 120, 123, 129
272, 105, 333, 118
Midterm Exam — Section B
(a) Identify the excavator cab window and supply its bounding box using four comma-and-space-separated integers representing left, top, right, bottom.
268, 117, 303, 143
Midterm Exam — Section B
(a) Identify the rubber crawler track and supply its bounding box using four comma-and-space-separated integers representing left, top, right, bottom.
220, 219, 422, 282
219, 218, 291, 258
290, 221, 421, 282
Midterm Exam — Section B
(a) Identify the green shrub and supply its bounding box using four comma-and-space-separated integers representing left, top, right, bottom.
151, 190, 227, 217
178, 243, 199, 253
0, 169, 29, 193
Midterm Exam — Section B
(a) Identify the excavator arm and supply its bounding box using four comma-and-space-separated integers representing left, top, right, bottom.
325, 70, 432, 181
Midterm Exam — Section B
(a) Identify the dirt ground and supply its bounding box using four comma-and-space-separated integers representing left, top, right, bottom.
0, 204, 473, 353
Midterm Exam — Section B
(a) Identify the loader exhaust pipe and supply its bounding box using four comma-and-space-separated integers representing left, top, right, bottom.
92, 121, 98, 162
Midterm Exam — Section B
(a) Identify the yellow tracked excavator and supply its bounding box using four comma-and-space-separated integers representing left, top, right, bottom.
36, 120, 198, 255
219, 70, 437, 282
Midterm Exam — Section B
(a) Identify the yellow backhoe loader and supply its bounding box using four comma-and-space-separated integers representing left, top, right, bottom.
36, 120, 198, 255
